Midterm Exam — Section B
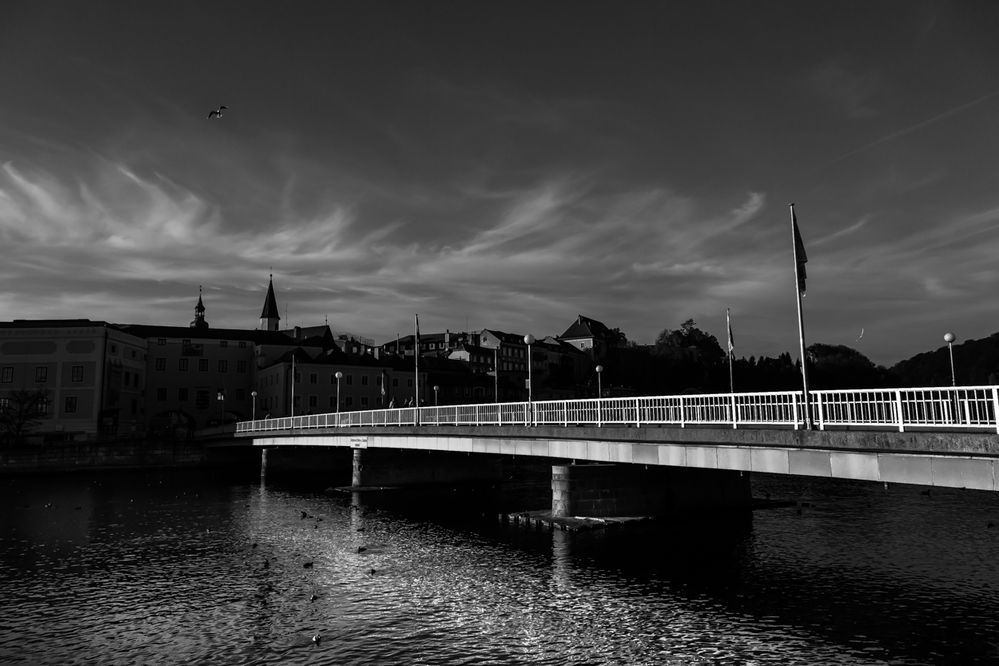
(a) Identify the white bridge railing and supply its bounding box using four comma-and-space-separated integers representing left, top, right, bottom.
236, 385, 999, 435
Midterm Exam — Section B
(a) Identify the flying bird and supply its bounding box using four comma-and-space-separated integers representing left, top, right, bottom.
207, 105, 228, 119
856, 328, 865, 342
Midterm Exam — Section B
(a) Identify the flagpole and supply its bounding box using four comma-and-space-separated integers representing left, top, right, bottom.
290, 353, 295, 417
414, 314, 420, 408
790, 203, 812, 429
726, 308, 734, 394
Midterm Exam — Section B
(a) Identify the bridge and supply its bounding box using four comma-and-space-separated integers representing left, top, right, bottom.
235, 385, 999, 518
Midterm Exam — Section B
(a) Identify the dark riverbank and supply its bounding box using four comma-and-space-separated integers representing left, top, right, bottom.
0, 438, 256, 475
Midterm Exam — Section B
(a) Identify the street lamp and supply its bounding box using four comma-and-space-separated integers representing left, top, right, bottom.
944, 332, 956, 386
251, 390, 258, 421
434, 384, 439, 406
216, 390, 225, 426
493, 347, 499, 403
335, 371, 343, 413
523, 334, 535, 405
595, 365, 603, 398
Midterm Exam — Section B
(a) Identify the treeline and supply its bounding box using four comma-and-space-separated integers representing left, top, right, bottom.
599, 320, 999, 395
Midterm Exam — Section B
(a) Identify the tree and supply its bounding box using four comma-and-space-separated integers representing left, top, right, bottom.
806, 344, 890, 389
652, 319, 726, 391
0, 388, 49, 445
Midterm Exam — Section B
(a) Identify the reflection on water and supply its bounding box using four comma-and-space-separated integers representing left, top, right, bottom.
2, 469, 999, 664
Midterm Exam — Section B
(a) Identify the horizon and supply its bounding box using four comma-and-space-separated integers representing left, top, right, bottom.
4, 2, 999, 368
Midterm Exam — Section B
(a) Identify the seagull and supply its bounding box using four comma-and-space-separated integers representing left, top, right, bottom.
856, 328, 864, 342
207, 105, 228, 119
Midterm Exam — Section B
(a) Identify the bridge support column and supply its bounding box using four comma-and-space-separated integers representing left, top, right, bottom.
551, 464, 751, 518
260, 447, 268, 480
352, 448, 364, 488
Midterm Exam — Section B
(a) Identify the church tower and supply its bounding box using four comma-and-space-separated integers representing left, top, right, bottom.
260, 275, 281, 331
190, 286, 209, 329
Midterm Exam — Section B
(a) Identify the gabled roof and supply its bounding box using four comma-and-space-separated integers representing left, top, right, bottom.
479, 329, 528, 345
560, 315, 611, 341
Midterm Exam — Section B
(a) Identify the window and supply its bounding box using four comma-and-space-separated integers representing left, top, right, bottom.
196, 390, 209, 409
1, 367, 13, 383
346, 375, 353, 385
345, 397, 353, 407
310, 373, 317, 385
218, 360, 228, 373
407, 379, 413, 388
329, 396, 336, 408
361, 397, 369, 407
294, 371, 301, 383
179, 358, 189, 372
155, 358, 167, 371
220, 340, 228, 348
64, 396, 78, 413
124, 371, 130, 386
238, 341, 246, 349
361, 376, 369, 386
392, 378, 399, 388
156, 388, 167, 401
71, 365, 84, 382
236, 360, 247, 374
35, 367, 48, 383
199, 359, 209, 372
158, 338, 166, 345
110, 344, 117, 354
179, 388, 189, 401
309, 395, 317, 408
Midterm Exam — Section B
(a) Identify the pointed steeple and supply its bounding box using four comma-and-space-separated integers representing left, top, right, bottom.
190, 285, 209, 329
260, 274, 281, 331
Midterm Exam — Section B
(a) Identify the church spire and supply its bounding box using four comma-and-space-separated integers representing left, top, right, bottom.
190, 285, 209, 329
260, 274, 281, 331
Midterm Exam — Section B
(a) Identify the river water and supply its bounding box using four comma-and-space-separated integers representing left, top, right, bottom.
2, 468, 999, 665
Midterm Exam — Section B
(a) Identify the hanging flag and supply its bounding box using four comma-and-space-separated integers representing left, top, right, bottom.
726, 308, 734, 355
792, 206, 808, 297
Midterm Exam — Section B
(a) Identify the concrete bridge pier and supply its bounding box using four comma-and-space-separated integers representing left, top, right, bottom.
551, 463, 751, 518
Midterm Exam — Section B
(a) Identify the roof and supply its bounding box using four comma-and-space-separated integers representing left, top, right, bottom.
559, 315, 611, 341
260, 277, 280, 320
114, 323, 314, 345
479, 329, 528, 345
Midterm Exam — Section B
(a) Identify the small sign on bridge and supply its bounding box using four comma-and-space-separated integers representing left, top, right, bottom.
350, 436, 368, 449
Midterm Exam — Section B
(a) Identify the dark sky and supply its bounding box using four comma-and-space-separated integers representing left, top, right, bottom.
3, 1, 999, 365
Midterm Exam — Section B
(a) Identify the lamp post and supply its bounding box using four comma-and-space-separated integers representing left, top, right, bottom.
251, 390, 257, 421
944, 332, 956, 386
595, 365, 603, 398
335, 371, 343, 413
434, 385, 439, 406
216, 390, 224, 426
523, 334, 535, 405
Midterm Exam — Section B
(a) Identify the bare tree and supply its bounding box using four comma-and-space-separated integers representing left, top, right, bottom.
0, 388, 49, 445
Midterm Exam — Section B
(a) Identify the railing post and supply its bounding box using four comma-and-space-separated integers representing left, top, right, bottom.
564, 402, 568, 427
792, 393, 799, 430
992, 386, 999, 435
816, 393, 825, 431
730, 393, 737, 429
895, 389, 905, 432
679, 395, 685, 428
597, 398, 602, 428
636, 398, 641, 428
